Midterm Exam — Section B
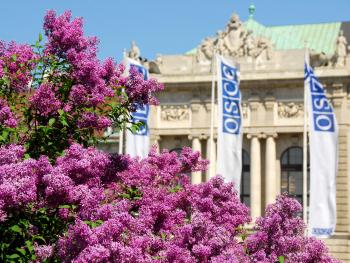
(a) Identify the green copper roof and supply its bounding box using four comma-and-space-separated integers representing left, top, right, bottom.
186, 19, 342, 56
245, 19, 341, 55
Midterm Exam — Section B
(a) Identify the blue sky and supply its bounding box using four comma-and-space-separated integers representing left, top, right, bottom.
0, 0, 349, 61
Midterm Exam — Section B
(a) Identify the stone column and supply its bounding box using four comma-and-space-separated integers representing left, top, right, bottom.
247, 133, 262, 219
152, 135, 161, 154
265, 133, 278, 206
189, 135, 202, 184
206, 137, 216, 181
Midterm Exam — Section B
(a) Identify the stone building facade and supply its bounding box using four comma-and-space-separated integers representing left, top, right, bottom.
101, 11, 350, 261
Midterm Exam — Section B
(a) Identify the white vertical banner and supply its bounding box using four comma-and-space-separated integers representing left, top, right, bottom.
125, 57, 150, 158
216, 55, 243, 192
305, 59, 338, 237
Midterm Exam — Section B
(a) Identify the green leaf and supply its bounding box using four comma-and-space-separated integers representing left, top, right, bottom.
38, 32, 43, 42
2, 130, 9, 140
32, 235, 46, 243
279, 255, 285, 263
25, 240, 34, 253
10, 225, 22, 233
7, 254, 20, 259
48, 118, 56, 126
61, 118, 68, 127
59, 204, 71, 209
161, 232, 167, 240
16, 248, 26, 256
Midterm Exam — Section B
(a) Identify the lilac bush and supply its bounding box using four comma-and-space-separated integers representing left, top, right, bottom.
246, 195, 339, 262
0, 143, 339, 262
0, 10, 340, 263
0, 10, 163, 159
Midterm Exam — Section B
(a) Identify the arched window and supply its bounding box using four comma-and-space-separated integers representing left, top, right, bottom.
241, 150, 250, 208
280, 147, 309, 206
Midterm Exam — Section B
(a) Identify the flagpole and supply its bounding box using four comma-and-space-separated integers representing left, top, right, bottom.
119, 48, 127, 155
209, 50, 217, 179
303, 48, 309, 230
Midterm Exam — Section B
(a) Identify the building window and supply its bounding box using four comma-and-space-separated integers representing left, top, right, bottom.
280, 146, 309, 206
170, 147, 183, 156
241, 150, 250, 208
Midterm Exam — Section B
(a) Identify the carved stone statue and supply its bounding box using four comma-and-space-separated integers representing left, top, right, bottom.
243, 30, 255, 57
278, 102, 303, 118
255, 37, 273, 61
335, 30, 348, 67
127, 41, 141, 61
196, 37, 214, 63
223, 13, 246, 57
161, 105, 190, 121
215, 30, 229, 56
310, 51, 331, 67
193, 12, 274, 63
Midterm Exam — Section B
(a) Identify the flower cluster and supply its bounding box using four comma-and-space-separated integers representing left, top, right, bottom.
0, 10, 163, 159
0, 99, 17, 128
42, 10, 163, 112
246, 195, 340, 263
55, 147, 251, 262
125, 66, 164, 108
77, 112, 112, 130
0, 41, 37, 92
0, 151, 51, 221
0, 143, 340, 262
44, 10, 114, 107
29, 83, 61, 117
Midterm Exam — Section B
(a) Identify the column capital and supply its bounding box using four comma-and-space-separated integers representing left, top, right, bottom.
247, 133, 265, 140
189, 134, 210, 140
199, 134, 209, 140
265, 132, 278, 139
150, 134, 161, 141
188, 134, 203, 141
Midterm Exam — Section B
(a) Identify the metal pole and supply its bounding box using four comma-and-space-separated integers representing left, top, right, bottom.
119, 48, 128, 155
118, 128, 124, 155
209, 51, 216, 179
303, 50, 309, 231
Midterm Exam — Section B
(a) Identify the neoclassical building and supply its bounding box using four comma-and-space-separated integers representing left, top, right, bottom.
100, 8, 350, 261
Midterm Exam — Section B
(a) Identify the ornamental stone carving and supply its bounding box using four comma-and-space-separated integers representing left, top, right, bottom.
161, 105, 190, 121
335, 30, 349, 67
242, 103, 248, 119
278, 102, 303, 118
196, 37, 215, 63
195, 13, 274, 63
127, 40, 141, 61
223, 13, 245, 57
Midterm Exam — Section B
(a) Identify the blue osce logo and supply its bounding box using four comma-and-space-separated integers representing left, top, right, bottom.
220, 61, 241, 135
131, 104, 149, 136
130, 63, 149, 136
309, 75, 335, 132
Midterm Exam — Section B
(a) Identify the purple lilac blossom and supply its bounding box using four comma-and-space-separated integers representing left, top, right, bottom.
125, 66, 164, 108
29, 83, 61, 117
0, 142, 340, 262
0, 99, 17, 128
0, 41, 37, 92
77, 112, 112, 130
246, 194, 341, 263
